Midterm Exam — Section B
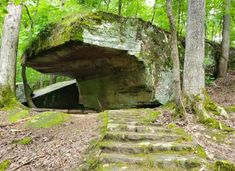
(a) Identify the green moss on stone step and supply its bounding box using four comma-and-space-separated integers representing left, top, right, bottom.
214, 160, 235, 171
141, 111, 161, 125
12, 136, 32, 145
25, 112, 69, 128
0, 160, 10, 171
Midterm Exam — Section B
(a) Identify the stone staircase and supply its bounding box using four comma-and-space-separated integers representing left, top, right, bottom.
95, 109, 207, 171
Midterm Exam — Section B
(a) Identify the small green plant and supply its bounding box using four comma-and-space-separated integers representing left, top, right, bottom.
224, 105, 235, 113
12, 137, 32, 145
214, 160, 235, 171
141, 111, 161, 125
0, 160, 10, 171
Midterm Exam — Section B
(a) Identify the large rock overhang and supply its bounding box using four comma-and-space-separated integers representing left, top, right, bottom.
24, 12, 174, 109
23, 12, 235, 109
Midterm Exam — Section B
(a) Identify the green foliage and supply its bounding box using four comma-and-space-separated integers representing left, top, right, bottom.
0, 0, 234, 88
196, 145, 207, 159
25, 111, 69, 128
141, 111, 161, 125
8, 110, 29, 123
0, 160, 10, 171
12, 136, 32, 145
224, 105, 235, 113
214, 160, 235, 171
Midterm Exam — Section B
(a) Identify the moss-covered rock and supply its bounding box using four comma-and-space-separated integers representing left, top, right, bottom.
25, 111, 69, 128
23, 12, 235, 110
8, 110, 29, 123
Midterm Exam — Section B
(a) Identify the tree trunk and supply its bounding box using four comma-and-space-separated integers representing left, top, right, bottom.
183, 0, 205, 97
118, 0, 122, 16
50, 75, 57, 84
151, 0, 157, 24
21, 55, 36, 108
218, 0, 231, 78
166, 0, 183, 109
0, 3, 22, 105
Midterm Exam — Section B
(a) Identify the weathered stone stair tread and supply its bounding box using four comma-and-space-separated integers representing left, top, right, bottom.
107, 123, 174, 133
100, 141, 194, 154
105, 131, 184, 141
108, 118, 141, 123
99, 163, 201, 171
101, 153, 202, 169
108, 120, 162, 126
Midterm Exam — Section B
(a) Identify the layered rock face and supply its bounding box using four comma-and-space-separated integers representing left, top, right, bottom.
24, 12, 234, 110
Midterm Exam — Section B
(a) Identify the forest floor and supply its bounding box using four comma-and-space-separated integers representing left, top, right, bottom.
0, 111, 99, 171
0, 72, 234, 171
207, 71, 235, 106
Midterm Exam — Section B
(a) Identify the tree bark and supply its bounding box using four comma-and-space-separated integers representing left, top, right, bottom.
21, 55, 36, 108
166, 0, 183, 108
118, 0, 122, 16
50, 75, 57, 84
218, 0, 231, 78
183, 0, 205, 97
0, 3, 22, 105
151, 0, 157, 24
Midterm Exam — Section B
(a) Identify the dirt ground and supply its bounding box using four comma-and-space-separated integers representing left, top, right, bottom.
207, 71, 235, 107
0, 112, 99, 171
155, 73, 235, 164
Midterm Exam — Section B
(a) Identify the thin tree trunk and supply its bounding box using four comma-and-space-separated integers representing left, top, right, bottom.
183, 0, 205, 97
50, 75, 57, 84
218, 0, 231, 78
21, 55, 36, 108
118, 0, 122, 16
151, 0, 157, 24
0, 3, 22, 105
177, 0, 181, 29
166, 0, 183, 109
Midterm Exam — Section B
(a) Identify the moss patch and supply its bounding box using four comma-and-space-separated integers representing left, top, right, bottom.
224, 105, 235, 113
25, 112, 69, 128
0, 160, 10, 171
196, 145, 207, 159
12, 136, 32, 145
141, 111, 161, 125
214, 160, 235, 171
7, 110, 29, 123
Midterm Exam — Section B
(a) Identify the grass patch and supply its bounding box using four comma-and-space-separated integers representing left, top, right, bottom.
25, 112, 69, 128
196, 145, 207, 159
0, 160, 10, 171
141, 111, 161, 125
7, 110, 29, 123
224, 106, 235, 113
214, 160, 235, 171
12, 137, 32, 145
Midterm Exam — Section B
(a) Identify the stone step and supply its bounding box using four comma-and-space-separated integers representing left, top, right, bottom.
107, 123, 173, 133
100, 141, 195, 154
108, 120, 162, 126
108, 118, 141, 123
104, 131, 185, 142
100, 153, 202, 170
98, 163, 198, 171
